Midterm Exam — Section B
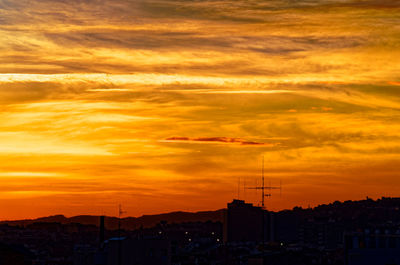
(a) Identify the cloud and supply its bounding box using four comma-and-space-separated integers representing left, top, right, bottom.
43, 30, 364, 54
164, 136, 274, 146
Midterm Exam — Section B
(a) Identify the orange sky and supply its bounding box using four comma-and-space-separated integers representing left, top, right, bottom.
0, 0, 400, 220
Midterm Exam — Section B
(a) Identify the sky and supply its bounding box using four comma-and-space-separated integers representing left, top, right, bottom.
0, 0, 399, 220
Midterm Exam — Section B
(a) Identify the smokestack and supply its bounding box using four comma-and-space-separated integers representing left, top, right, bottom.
99, 215, 105, 248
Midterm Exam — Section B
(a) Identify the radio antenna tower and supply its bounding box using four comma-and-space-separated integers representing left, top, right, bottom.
246, 156, 281, 208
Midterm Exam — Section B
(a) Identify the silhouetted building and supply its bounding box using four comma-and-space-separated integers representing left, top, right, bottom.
74, 244, 97, 265
224, 200, 270, 243
0, 243, 33, 265
104, 237, 171, 265
344, 229, 400, 265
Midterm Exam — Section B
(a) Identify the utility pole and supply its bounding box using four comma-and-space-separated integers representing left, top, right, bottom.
118, 204, 126, 265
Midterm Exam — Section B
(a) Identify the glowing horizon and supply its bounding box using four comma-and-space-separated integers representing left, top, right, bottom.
0, 0, 399, 220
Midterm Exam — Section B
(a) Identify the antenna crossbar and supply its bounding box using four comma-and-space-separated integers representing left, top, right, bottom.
245, 156, 282, 208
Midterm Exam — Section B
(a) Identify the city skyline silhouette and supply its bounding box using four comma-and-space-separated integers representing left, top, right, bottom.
2, 1, 399, 264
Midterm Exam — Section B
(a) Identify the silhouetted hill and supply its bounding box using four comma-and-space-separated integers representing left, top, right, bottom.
1, 210, 225, 230
2, 197, 400, 232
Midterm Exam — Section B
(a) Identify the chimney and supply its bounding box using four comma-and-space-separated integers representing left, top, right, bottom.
99, 215, 105, 248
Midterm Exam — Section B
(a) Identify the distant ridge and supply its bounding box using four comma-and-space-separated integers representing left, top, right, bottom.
2, 197, 400, 231
0, 209, 226, 230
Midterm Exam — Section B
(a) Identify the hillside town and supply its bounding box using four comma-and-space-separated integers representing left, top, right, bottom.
1, 197, 400, 265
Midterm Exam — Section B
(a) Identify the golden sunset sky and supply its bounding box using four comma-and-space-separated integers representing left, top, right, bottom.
0, 0, 399, 220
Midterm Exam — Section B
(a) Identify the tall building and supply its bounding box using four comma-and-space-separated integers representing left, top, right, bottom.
224, 200, 271, 243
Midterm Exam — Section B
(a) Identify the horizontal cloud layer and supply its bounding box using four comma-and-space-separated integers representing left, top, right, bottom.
164, 136, 274, 146
0, 0, 399, 219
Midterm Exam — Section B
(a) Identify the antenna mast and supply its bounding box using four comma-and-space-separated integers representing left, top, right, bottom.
262, 156, 265, 207
246, 156, 281, 209
238, 177, 240, 199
